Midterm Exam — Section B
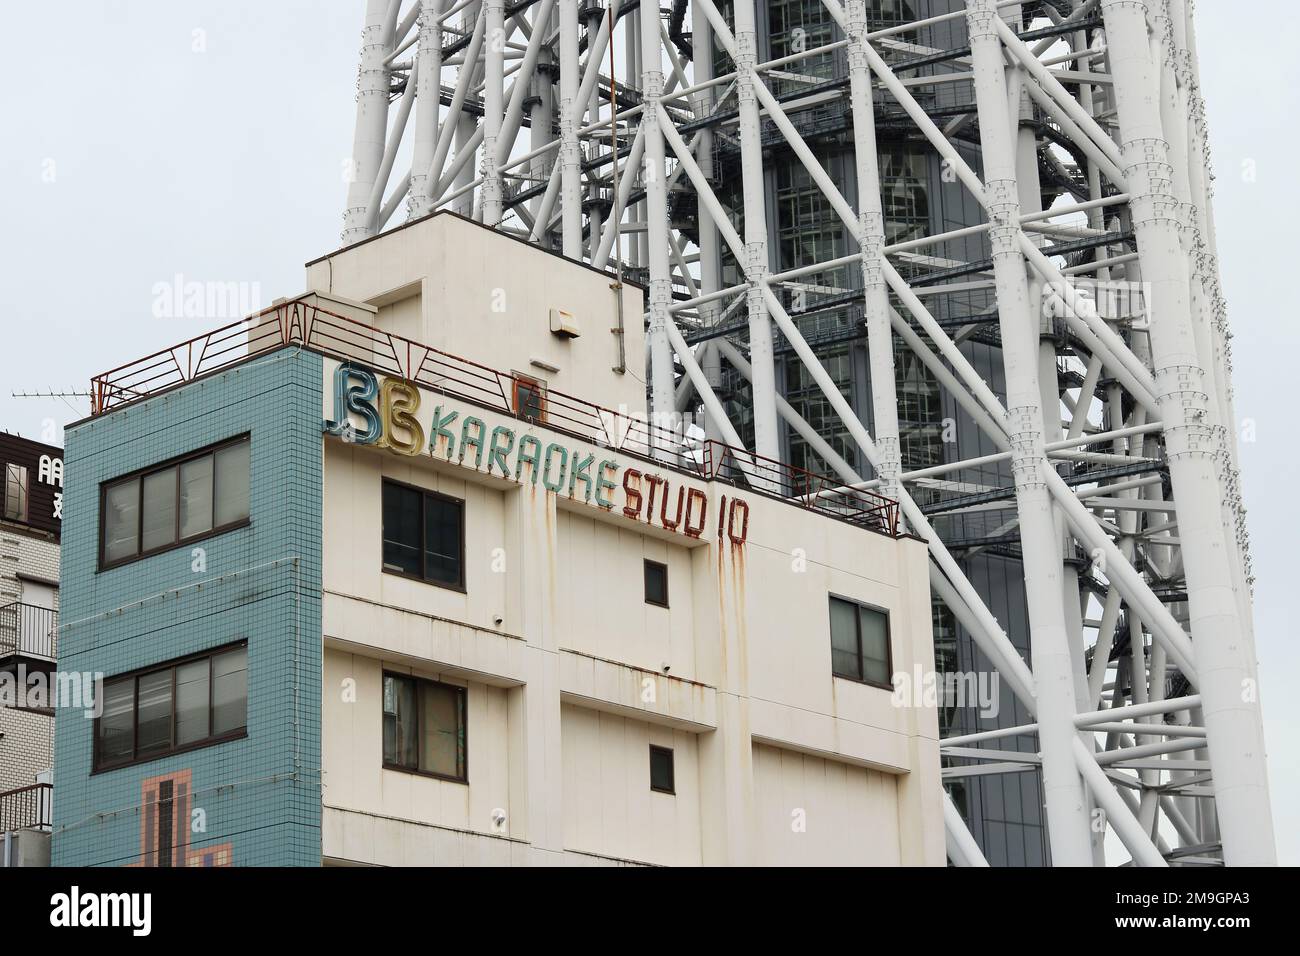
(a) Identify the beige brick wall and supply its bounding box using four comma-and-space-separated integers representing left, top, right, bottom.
0, 523, 59, 794
0, 707, 53, 792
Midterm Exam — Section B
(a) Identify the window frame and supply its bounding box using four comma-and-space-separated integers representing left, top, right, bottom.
649, 744, 676, 795
97, 434, 251, 571
381, 671, 469, 784
643, 558, 670, 608
828, 593, 894, 690
380, 478, 467, 592
510, 372, 548, 423
92, 640, 249, 774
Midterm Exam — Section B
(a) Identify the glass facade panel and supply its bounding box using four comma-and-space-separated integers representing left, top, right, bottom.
3, 463, 27, 521
211, 646, 248, 736
383, 674, 418, 769
786, 346, 856, 476
423, 494, 463, 587
103, 477, 140, 563
382, 483, 423, 576
98, 678, 135, 765
179, 455, 214, 539
135, 670, 174, 757
829, 596, 861, 681
214, 439, 251, 527
141, 467, 177, 552
175, 659, 211, 746
768, 0, 837, 95
419, 681, 464, 779
858, 605, 891, 685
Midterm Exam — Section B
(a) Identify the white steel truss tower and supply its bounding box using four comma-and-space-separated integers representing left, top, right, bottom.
339, 0, 1274, 866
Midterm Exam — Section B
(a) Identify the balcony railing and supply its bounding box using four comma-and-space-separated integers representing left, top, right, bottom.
89, 297, 901, 537
0, 602, 57, 661
699, 440, 899, 535
0, 783, 52, 832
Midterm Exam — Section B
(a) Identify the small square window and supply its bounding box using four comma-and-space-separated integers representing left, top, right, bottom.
829, 595, 892, 687
649, 745, 675, 794
512, 373, 547, 422
644, 559, 669, 608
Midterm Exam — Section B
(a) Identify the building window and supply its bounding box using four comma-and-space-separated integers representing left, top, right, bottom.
382, 673, 467, 782
4, 463, 28, 522
829, 596, 892, 687
644, 559, 669, 608
94, 642, 248, 772
649, 745, 675, 794
381, 480, 465, 589
99, 436, 250, 569
511, 372, 547, 422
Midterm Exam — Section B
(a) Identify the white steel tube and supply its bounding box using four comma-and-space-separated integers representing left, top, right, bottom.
966, 0, 1092, 866
640, 0, 674, 444
1103, 0, 1273, 866
481, 0, 506, 225
730, 0, 780, 463
846, 0, 902, 506
408, 0, 444, 220
343, 0, 398, 243
558, 0, 581, 256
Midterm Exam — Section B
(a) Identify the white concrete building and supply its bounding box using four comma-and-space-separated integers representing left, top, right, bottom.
311, 214, 943, 866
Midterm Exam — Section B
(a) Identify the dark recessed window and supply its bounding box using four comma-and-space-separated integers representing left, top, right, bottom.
99, 436, 250, 569
829, 595, 892, 687
511, 373, 547, 422
644, 559, 669, 608
650, 745, 675, 794
382, 480, 465, 589
94, 642, 248, 772
382, 673, 467, 782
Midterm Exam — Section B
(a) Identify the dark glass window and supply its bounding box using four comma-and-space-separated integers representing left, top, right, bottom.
650, 745, 675, 794
94, 642, 248, 771
4, 463, 28, 522
644, 559, 669, 607
99, 436, 250, 569
383, 673, 467, 782
828, 596, 892, 687
382, 481, 465, 589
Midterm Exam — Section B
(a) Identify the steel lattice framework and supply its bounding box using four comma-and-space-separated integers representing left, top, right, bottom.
339, 0, 1274, 866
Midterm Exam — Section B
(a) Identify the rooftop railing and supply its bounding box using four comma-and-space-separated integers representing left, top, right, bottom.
89, 297, 899, 536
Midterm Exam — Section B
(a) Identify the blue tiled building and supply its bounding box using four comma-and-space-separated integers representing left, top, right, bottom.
54, 348, 323, 867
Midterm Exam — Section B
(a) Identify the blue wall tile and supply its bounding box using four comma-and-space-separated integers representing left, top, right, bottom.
53, 348, 323, 867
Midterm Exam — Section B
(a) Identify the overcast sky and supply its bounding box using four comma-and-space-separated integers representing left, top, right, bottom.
1, 2, 1296, 865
